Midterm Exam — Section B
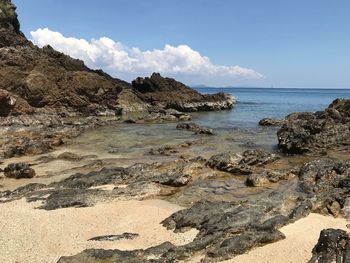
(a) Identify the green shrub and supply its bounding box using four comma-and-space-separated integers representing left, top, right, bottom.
0, 2, 15, 18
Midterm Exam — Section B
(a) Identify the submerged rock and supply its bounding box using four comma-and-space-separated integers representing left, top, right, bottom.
3, 162, 35, 179
278, 99, 350, 154
176, 122, 214, 135
259, 117, 284, 126
309, 229, 350, 263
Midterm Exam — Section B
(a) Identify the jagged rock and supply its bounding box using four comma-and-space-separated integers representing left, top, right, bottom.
240, 149, 279, 166
0, 89, 34, 116
57, 152, 83, 161
298, 158, 350, 216
207, 149, 278, 175
259, 118, 284, 126
309, 229, 350, 263
246, 170, 296, 187
278, 99, 350, 154
88, 233, 139, 242
132, 73, 235, 112
4, 162, 35, 179
176, 122, 214, 135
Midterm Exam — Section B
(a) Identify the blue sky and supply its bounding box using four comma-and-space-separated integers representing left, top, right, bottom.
14, 0, 350, 88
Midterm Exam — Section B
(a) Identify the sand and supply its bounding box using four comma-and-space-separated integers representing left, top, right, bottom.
0, 198, 198, 263
1, 197, 349, 263
222, 213, 349, 263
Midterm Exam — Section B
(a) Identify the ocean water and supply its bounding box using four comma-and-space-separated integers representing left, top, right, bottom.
194, 88, 350, 129
68, 88, 350, 168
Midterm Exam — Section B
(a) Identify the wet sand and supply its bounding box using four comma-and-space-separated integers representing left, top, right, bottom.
0, 199, 198, 263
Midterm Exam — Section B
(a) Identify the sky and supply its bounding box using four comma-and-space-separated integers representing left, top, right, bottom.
13, 0, 350, 88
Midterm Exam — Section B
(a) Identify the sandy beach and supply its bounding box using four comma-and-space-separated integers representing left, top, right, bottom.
0, 199, 198, 263
0, 196, 348, 263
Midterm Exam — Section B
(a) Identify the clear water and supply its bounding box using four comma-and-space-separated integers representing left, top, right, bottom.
194, 88, 350, 128
67, 88, 350, 165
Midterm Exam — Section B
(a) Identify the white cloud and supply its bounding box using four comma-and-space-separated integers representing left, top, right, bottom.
30, 28, 263, 86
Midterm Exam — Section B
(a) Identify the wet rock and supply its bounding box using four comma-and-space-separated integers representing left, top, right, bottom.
124, 118, 137, 124
152, 173, 191, 187
259, 118, 284, 126
309, 229, 350, 263
206, 151, 251, 174
132, 73, 236, 112
176, 122, 214, 135
240, 149, 279, 166
4, 162, 35, 179
246, 170, 295, 187
207, 149, 278, 175
88, 233, 139, 242
57, 152, 83, 161
148, 145, 178, 156
278, 99, 350, 154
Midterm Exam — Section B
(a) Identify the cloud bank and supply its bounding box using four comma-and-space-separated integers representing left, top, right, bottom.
30, 28, 263, 86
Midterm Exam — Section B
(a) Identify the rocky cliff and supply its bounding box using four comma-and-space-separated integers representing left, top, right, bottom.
132, 73, 235, 112
0, 0, 234, 117
0, 1, 149, 116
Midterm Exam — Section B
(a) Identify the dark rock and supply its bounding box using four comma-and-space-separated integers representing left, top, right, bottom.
176, 122, 214, 135
298, 158, 350, 216
309, 229, 350, 263
57, 152, 83, 161
152, 173, 191, 187
278, 99, 350, 154
132, 73, 235, 112
207, 149, 278, 175
88, 233, 139, 242
259, 118, 284, 126
246, 170, 295, 187
4, 162, 35, 179
240, 149, 279, 166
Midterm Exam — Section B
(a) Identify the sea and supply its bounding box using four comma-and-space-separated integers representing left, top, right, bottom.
68, 88, 350, 168
194, 87, 350, 129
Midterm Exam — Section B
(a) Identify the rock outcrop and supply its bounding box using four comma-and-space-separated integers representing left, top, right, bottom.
176, 122, 214, 135
298, 158, 350, 217
132, 73, 235, 112
259, 117, 284, 126
4, 162, 35, 179
278, 99, 350, 154
309, 229, 350, 263
207, 149, 279, 175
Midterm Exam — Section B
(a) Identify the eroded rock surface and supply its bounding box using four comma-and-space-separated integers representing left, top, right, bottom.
278, 99, 350, 154
298, 158, 350, 217
309, 229, 350, 263
259, 117, 284, 126
3, 162, 35, 179
207, 149, 279, 175
132, 73, 235, 112
176, 122, 214, 135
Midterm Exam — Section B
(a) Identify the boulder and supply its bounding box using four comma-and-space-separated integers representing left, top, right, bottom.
298, 158, 350, 216
309, 229, 350, 263
207, 149, 279, 175
4, 162, 35, 179
278, 99, 350, 154
259, 118, 284, 126
176, 122, 214, 135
